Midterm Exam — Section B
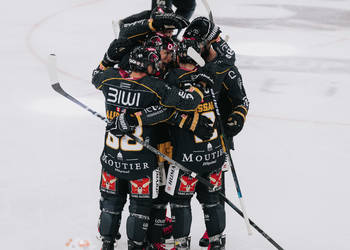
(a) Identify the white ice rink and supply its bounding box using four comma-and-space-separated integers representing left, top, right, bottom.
1, 0, 350, 249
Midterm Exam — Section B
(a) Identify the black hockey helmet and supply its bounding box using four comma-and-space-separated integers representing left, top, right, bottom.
146, 34, 176, 51
177, 38, 201, 65
145, 34, 176, 58
129, 46, 161, 75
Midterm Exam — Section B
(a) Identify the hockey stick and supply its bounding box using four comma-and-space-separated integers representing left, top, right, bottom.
201, 0, 214, 22
187, 49, 284, 249
188, 47, 253, 236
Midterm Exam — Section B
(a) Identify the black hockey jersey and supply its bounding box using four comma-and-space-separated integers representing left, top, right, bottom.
92, 68, 203, 180
165, 67, 226, 174
211, 39, 249, 149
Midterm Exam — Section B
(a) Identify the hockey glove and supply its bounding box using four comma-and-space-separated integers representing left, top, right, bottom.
101, 38, 135, 68
225, 107, 247, 137
184, 16, 221, 43
92, 63, 106, 79
178, 112, 214, 141
194, 114, 215, 140
150, 13, 189, 31
106, 113, 139, 134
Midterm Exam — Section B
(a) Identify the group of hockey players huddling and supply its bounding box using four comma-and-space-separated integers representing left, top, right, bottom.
91, 2, 249, 250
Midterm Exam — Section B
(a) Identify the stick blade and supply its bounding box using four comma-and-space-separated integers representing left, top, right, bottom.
112, 20, 119, 39
187, 47, 205, 67
51, 82, 63, 93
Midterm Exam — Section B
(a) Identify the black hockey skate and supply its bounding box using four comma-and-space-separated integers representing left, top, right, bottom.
101, 239, 114, 250
128, 240, 148, 250
208, 234, 226, 250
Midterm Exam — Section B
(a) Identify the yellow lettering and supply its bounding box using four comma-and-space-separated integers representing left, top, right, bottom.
209, 102, 214, 111
196, 102, 214, 113
106, 111, 119, 120
197, 104, 203, 113
203, 103, 208, 112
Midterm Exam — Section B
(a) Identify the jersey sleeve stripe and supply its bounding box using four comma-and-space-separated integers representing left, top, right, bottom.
190, 112, 199, 132
128, 31, 150, 39
178, 70, 196, 79
216, 68, 230, 75
233, 111, 246, 121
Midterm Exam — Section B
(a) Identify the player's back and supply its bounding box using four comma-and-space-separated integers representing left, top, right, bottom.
94, 68, 166, 180
166, 68, 226, 174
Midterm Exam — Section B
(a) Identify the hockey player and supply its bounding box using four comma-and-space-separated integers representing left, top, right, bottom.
183, 17, 250, 249
112, 35, 227, 250
92, 45, 214, 250
93, 17, 193, 246
108, 37, 215, 249
142, 17, 249, 249
153, 37, 225, 250
97, 5, 188, 72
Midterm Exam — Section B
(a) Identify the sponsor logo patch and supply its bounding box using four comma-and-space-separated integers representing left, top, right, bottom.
101, 171, 117, 193
130, 178, 151, 197
178, 175, 198, 194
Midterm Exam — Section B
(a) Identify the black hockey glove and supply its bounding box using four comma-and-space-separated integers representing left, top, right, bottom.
175, 112, 214, 141
184, 16, 221, 43
106, 113, 138, 134
92, 63, 105, 78
193, 114, 215, 140
225, 113, 245, 137
101, 38, 135, 68
151, 13, 189, 31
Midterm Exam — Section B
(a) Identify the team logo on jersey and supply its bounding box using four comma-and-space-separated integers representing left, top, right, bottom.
207, 142, 213, 152
117, 152, 123, 161
209, 170, 222, 192
130, 178, 151, 197
178, 175, 198, 194
100, 171, 117, 194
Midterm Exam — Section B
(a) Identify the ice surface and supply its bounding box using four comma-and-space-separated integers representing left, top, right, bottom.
1, 0, 350, 249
